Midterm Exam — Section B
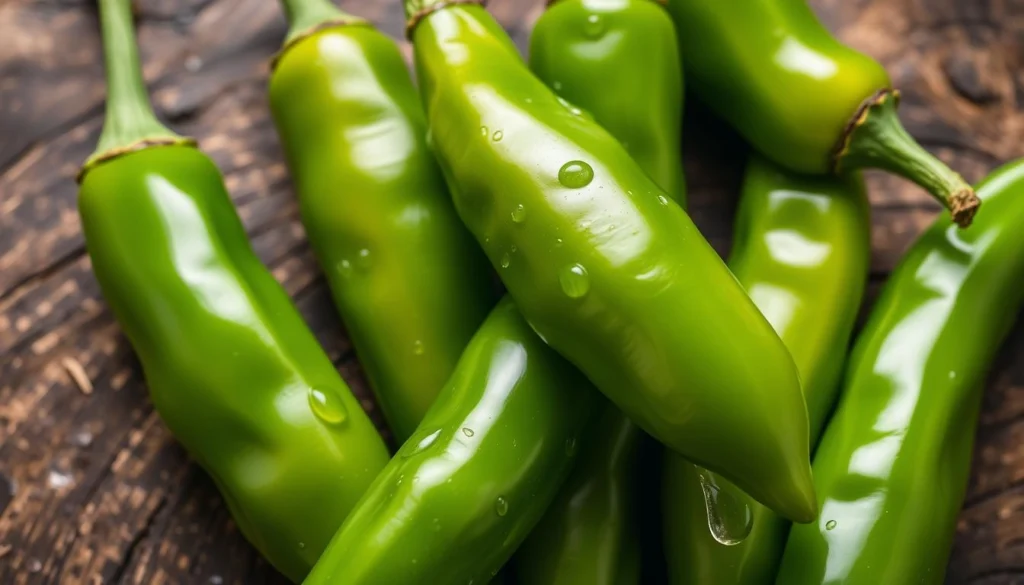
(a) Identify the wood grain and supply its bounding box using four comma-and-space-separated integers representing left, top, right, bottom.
0, 0, 1022, 583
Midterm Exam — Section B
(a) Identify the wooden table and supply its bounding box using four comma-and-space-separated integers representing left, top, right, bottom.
1, 0, 1022, 583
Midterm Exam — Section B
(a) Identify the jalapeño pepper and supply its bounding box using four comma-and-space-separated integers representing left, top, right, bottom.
663, 156, 870, 584
776, 160, 1024, 584
665, 0, 980, 227
404, 0, 816, 522
268, 0, 496, 442
303, 297, 597, 585
77, 0, 389, 581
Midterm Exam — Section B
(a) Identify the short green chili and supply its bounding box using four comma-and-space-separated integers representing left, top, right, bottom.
77, 0, 389, 581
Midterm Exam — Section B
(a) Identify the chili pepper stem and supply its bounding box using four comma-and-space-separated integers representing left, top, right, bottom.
279, 0, 362, 46
81, 0, 190, 180
404, 0, 451, 19
404, 0, 482, 37
834, 89, 979, 228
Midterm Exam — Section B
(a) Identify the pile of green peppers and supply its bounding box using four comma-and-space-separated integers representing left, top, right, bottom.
74, 0, 1022, 582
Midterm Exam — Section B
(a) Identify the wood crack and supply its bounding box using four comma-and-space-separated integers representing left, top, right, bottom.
110, 496, 167, 585
0, 243, 87, 306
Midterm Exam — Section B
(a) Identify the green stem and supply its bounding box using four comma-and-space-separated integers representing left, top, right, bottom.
834, 89, 980, 228
82, 0, 186, 176
279, 0, 361, 45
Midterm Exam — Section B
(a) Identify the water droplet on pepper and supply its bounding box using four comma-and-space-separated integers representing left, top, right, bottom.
355, 248, 372, 271
511, 203, 526, 223
583, 14, 605, 38
308, 387, 348, 425
559, 264, 590, 298
695, 467, 753, 546
558, 161, 594, 188
403, 429, 442, 458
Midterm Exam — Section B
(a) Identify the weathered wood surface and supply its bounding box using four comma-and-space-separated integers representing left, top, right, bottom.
0, 0, 1022, 583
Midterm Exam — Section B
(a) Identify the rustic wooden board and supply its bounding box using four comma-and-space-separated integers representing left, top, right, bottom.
0, 0, 1022, 583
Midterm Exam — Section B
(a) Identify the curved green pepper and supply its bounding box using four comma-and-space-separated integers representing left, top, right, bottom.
663, 156, 870, 584
775, 160, 1024, 583
77, 1, 389, 581
268, 0, 496, 442
303, 297, 597, 585
516, 2, 683, 580
529, 0, 685, 205
405, 0, 815, 523
665, 0, 979, 227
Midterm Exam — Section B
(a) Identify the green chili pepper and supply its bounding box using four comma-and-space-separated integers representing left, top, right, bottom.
529, 0, 686, 205
775, 159, 1024, 584
665, 0, 980, 228
267, 0, 496, 442
77, 1, 389, 581
515, 2, 684, 580
303, 297, 597, 585
405, 0, 815, 523
663, 156, 870, 584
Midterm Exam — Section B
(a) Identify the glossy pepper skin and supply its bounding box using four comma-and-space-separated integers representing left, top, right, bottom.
516, 3, 683, 580
663, 156, 870, 584
775, 160, 1024, 584
529, 0, 686, 206
77, 1, 389, 581
665, 0, 979, 227
405, 0, 816, 524
268, 0, 496, 442
303, 297, 597, 585
514, 405, 643, 585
